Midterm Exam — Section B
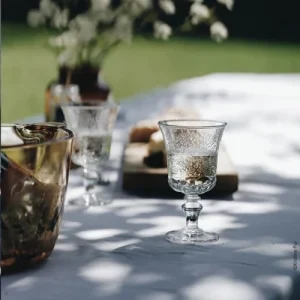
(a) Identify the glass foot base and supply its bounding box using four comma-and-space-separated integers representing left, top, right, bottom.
68, 193, 112, 207
165, 229, 219, 245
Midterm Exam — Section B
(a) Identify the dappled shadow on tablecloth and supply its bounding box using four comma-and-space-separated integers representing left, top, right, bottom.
2, 166, 300, 300
2, 75, 300, 299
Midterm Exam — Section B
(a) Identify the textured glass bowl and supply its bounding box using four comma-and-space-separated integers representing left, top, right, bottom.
1, 123, 73, 273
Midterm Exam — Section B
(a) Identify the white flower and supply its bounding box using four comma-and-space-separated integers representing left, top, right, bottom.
210, 21, 228, 42
52, 8, 69, 29
27, 10, 46, 28
69, 16, 97, 44
57, 48, 79, 67
114, 15, 133, 42
159, 0, 176, 15
190, 3, 210, 24
49, 31, 78, 48
217, 0, 234, 11
154, 21, 172, 40
39, 0, 58, 18
94, 10, 115, 23
125, 0, 152, 17
90, 0, 111, 12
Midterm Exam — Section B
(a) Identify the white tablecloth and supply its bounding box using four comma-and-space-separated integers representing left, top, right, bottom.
2, 74, 300, 300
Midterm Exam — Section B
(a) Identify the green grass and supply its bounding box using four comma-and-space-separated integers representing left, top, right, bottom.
2, 23, 300, 122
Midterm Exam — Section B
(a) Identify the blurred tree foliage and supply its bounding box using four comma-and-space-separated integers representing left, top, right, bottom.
2, 0, 300, 42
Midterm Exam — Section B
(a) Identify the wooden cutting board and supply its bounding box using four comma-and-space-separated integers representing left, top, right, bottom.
122, 143, 238, 197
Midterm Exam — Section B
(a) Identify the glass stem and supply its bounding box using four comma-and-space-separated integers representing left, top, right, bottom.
182, 195, 203, 233
83, 168, 109, 191
83, 168, 102, 191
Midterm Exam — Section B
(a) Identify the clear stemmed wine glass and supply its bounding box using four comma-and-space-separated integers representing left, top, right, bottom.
159, 120, 227, 244
62, 101, 119, 206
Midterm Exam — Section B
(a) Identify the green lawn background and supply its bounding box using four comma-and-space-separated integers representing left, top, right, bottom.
2, 23, 300, 122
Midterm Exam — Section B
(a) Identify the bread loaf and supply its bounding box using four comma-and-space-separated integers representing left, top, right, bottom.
144, 131, 167, 167
129, 120, 159, 143
148, 131, 165, 154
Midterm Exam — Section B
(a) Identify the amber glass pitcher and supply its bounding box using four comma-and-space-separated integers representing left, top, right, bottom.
1, 123, 73, 273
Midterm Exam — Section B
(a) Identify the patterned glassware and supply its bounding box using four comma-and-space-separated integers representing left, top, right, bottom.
159, 120, 226, 244
62, 101, 119, 207
1, 123, 73, 272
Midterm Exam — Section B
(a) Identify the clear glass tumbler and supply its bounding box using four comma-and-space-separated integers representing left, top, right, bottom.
159, 120, 226, 244
62, 101, 119, 206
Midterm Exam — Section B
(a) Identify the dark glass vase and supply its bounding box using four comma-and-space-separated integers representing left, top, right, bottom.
45, 64, 111, 122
